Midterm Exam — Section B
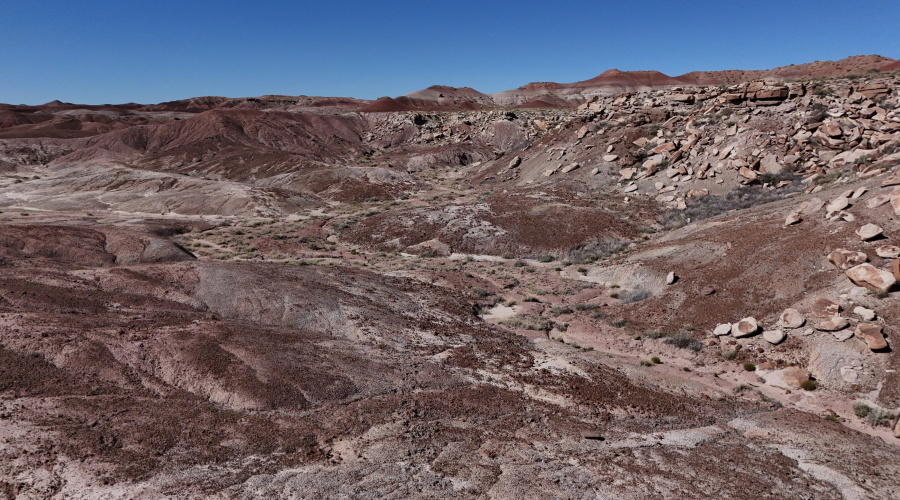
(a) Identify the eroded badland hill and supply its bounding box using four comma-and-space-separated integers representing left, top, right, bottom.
2, 55, 900, 499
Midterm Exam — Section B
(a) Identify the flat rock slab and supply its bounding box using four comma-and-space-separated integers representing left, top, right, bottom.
828, 249, 868, 270
847, 263, 896, 294
815, 315, 849, 332
856, 322, 888, 350
876, 245, 900, 258
812, 298, 841, 318
764, 367, 810, 390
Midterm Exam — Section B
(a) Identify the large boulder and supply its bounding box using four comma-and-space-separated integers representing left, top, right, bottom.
779, 308, 805, 329
846, 263, 896, 294
731, 317, 759, 338
764, 367, 810, 390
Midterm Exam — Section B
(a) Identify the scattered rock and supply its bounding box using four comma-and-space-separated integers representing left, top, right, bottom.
832, 329, 854, 341
856, 223, 883, 241
892, 196, 900, 216
779, 308, 805, 329
827, 249, 868, 270
846, 263, 896, 294
815, 315, 849, 332
764, 367, 810, 390
876, 245, 900, 258
560, 162, 580, 173
825, 196, 850, 214
865, 194, 892, 209
763, 330, 786, 345
731, 317, 759, 338
701, 287, 716, 296
811, 298, 841, 318
603, 154, 618, 162
666, 271, 676, 285
853, 306, 876, 321
798, 197, 825, 214
714, 323, 732, 336
855, 323, 887, 350
784, 212, 802, 226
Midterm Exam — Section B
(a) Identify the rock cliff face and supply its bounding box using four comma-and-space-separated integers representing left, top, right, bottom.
1, 57, 900, 498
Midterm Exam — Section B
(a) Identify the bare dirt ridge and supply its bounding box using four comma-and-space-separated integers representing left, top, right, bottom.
1, 58, 900, 498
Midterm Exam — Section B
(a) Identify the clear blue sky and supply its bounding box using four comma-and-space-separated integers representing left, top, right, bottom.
1, 0, 898, 105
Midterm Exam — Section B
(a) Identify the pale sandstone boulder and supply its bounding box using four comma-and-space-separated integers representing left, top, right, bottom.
763, 329, 786, 345
815, 315, 849, 332
764, 367, 810, 390
856, 223, 883, 241
713, 323, 732, 336
731, 317, 759, 338
846, 263, 896, 294
779, 308, 805, 329
876, 245, 900, 258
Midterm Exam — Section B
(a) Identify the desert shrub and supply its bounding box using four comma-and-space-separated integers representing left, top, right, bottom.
609, 318, 627, 328
513, 260, 527, 267
814, 170, 847, 186
640, 360, 653, 367
573, 303, 599, 311
500, 314, 554, 332
800, 380, 817, 391
853, 403, 872, 418
566, 238, 630, 264
757, 391, 782, 408
824, 414, 839, 422
619, 289, 652, 303
733, 384, 751, 393
663, 334, 703, 352
523, 296, 540, 303
471, 287, 492, 298
535, 254, 554, 263
550, 306, 574, 316
867, 409, 897, 427
722, 350, 738, 360
651, 356, 661, 364
757, 171, 799, 185
743, 363, 756, 372
662, 183, 803, 229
